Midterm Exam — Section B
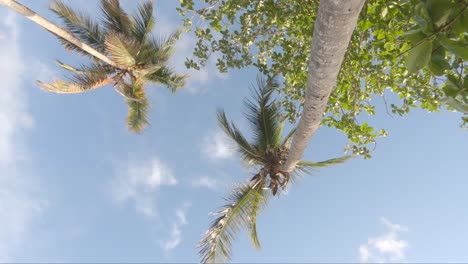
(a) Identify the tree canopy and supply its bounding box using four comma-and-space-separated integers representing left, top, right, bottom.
179, 0, 468, 157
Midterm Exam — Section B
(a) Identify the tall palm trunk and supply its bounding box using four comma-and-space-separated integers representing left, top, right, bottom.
0, 0, 123, 70
283, 0, 366, 172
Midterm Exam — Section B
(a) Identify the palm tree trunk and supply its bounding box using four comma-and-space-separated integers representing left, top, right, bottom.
0, 0, 124, 70
283, 0, 366, 172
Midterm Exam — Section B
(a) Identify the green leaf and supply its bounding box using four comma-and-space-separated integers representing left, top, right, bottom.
405, 40, 433, 73
443, 84, 459, 98
425, 0, 455, 28
428, 48, 450, 76
444, 97, 468, 113
439, 37, 468, 60
413, 3, 433, 34
453, 11, 468, 34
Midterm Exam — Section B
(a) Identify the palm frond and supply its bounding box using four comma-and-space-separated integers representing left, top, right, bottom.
217, 109, 261, 164
244, 77, 281, 151
37, 76, 113, 94
139, 30, 181, 65
296, 156, 352, 174
247, 185, 269, 250
104, 32, 140, 68
143, 66, 187, 92
55, 60, 85, 73
50, 0, 104, 52
280, 126, 296, 148
198, 180, 268, 264
130, 0, 154, 42
100, 0, 131, 34
119, 80, 149, 133
56, 60, 114, 75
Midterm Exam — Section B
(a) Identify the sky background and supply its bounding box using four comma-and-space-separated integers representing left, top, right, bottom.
0, 0, 467, 263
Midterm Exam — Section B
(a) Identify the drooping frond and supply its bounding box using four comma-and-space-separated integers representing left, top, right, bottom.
50, 0, 104, 52
38, 62, 114, 94
143, 67, 187, 92
37, 76, 113, 94
100, 0, 131, 34
198, 180, 268, 264
244, 77, 281, 151
130, 0, 154, 42
247, 184, 269, 250
118, 79, 149, 133
104, 32, 140, 68
217, 109, 260, 164
296, 156, 353, 174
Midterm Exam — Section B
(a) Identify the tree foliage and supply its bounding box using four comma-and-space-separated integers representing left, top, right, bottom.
179, 0, 468, 156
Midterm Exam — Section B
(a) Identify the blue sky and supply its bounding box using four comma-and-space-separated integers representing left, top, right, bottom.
0, 1, 467, 263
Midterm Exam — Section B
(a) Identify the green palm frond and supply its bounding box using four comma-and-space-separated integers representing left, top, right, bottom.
50, 0, 104, 52
280, 126, 296, 148
56, 60, 114, 75
143, 67, 187, 92
244, 77, 281, 151
131, 0, 154, 42
217, 109, 260, 164
296, 156, 353, 174
104, 32, 140, 68
198, 180, 268, 264
100, 0, 131, 34
55, 60, 85, 73
119, 80, 149, 133
139, 30, 181, 65
247, 185, 269, 250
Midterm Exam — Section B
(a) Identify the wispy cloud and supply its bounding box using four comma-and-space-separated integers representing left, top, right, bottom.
192, 176, 220, 191
201, 130, 236, 161
112, 157, 177, 218
0, 11, 45, 262
162, 202, 191, 252
359, 217, 409, 263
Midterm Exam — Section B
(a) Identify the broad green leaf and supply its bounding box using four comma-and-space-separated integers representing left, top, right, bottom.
414, 3, 433, 34
439, 37, 468, 60
402, 28, 425, 44
452, 11, 468, 34
443, 84, 460, 98
428, 48, 450, 76
447, 74, 464, 90
444, 97, 468, 113
406, 40, 433, 73
425, 0, 455, 28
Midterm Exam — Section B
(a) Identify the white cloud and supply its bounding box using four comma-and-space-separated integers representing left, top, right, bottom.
201, 130, 236, 161
0, 11, 45, 262
192, 176, 220, 190
162, 202, 191, 252
359, 217, 409, 263
112, 157, 177, 218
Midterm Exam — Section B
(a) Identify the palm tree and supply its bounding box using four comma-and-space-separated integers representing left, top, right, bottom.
1, 0, 186, 133
197, 77, 351, 263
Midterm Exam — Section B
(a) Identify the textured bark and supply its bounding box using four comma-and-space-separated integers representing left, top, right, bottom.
283, 0, 365, 172
0, 0, 123, 69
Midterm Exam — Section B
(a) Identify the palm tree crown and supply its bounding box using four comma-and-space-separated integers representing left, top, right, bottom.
38, 0, 186, 132
198, 77, 351, 263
